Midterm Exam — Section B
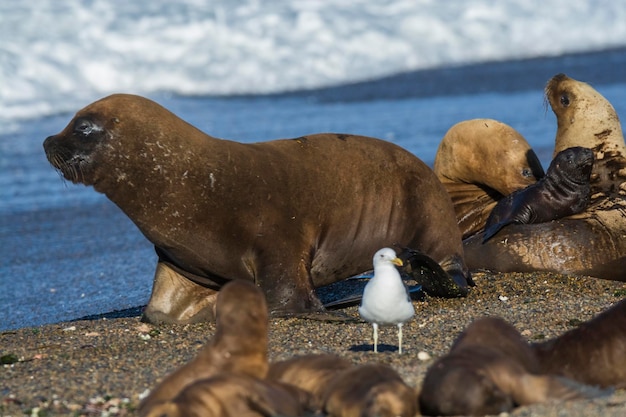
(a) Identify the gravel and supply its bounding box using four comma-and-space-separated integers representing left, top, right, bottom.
1, 271, 625, 416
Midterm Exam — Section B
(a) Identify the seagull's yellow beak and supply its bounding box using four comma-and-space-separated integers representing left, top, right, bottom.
392, 257, 403, 267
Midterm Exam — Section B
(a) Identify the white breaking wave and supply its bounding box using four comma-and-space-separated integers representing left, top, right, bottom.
1, 0, 626, 127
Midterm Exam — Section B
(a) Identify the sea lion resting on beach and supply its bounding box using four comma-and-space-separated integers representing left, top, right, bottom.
458, 74, 626, 281
482, 146, 594, 242
139, 281, 269, 413
419, 317, 607, 416
533, 298, 626, 389
269, 355, 418, 417
268, 354, 353, 411
142, 374, 313, 417
434, 119, 545, 239
43, 94, 472, 324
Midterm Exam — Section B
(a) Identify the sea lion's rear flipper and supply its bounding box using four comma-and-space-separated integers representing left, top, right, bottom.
512, 374, 613, 406
397, 247, 470, 298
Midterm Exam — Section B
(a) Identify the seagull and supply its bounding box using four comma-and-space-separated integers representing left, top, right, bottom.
358, 247, 415, 353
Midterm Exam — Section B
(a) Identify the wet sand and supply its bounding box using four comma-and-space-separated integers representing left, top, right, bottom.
1, 271, 625, 416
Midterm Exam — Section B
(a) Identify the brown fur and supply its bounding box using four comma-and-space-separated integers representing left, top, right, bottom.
43, 94, 471, 324
533, 299, 626, 389
419, 317, 601, 416
138, 280, 268, 413
267, 354, 353, 411
322, 363, 418, 417
142, 374, 312, 417
434, 118, 544, 239
463, 75, 626, 282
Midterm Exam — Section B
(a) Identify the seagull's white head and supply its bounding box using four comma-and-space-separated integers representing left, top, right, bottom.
373, 247, 403, 269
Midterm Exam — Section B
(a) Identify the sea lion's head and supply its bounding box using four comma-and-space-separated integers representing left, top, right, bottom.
546, 74, 625, 158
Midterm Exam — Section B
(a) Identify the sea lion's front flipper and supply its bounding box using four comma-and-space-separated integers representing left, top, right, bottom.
397, 247, 470, 298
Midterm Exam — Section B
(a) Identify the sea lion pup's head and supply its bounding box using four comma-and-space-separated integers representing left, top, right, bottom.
546, 74, 626, 194
139, 280, 269, 414
142, 373, 312, 417
419, 317, 608, 416
533, 298, 626, 389
267, 354, 353, 410
322, 363, 418, 417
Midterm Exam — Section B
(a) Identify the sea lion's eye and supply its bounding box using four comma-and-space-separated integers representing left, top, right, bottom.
560, 94, 570, 107
73, 117, 100, 137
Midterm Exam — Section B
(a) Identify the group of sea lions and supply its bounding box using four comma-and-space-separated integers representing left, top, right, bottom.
139, 280, 420, 417
139, 280, 624, 417
44, 73, 626, 415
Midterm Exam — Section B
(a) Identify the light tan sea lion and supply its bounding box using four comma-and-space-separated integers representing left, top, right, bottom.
533, 298, 626, 389
463, 75, 626, 281
43, 94, 472, 324
142, 373, 313, 417
419, 317, 605, 416
322, 363, 418, 417
434, 118, 545, 239
267, 353, 353, 411
138, 280, 268, 414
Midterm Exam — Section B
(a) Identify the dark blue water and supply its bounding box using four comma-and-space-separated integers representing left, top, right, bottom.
2, 50, 626, 330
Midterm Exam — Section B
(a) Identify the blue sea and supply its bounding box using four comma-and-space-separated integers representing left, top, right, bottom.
2, 0, 626, 330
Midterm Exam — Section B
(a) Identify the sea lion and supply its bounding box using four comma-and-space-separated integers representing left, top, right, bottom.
533, 299, 626, 389
434, 119, 545, 239
43, 94, 472, 324
267, 354, 353, 411
463, 75, 626, 281
142, 374, 313, 417
419, 317, 604, 416
322, 363, 418, 417
138, 280, 268, 413
483, 146, 594, 242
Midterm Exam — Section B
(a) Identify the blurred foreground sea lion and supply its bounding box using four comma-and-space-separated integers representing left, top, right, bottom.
419, 317, 608, 416
460, 75, 626, 282
43, 94, 472, 324
138, 281, 269, 413
533, 298, 626, 389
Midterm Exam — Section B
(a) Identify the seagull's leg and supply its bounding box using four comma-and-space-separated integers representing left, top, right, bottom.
398, 323, 403, 354
373, 322, 378, 353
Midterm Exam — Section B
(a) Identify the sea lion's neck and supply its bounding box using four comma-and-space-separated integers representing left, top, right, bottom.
439, 180, 501, 239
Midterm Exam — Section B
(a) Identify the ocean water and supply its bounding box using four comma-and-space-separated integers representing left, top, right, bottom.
2, 1, 626, 330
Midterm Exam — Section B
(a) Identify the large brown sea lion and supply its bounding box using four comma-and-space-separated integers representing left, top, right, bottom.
533, 298, 626, 389
138, 280, 268, 413
483, 146, 594, 242
43, 94, 472, 324
462, 75, 626, 281
419, 317, 604, 416
434, 119, 545, 239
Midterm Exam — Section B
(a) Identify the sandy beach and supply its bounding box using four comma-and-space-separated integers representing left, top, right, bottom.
2, 270, 625, 416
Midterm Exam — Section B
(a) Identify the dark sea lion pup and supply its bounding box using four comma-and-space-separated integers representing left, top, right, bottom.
43, 94, 471, 324
419, 317, 605, 416
139, 280, 269, 414
483, 146, 594, 242
533, 298, 626, 389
